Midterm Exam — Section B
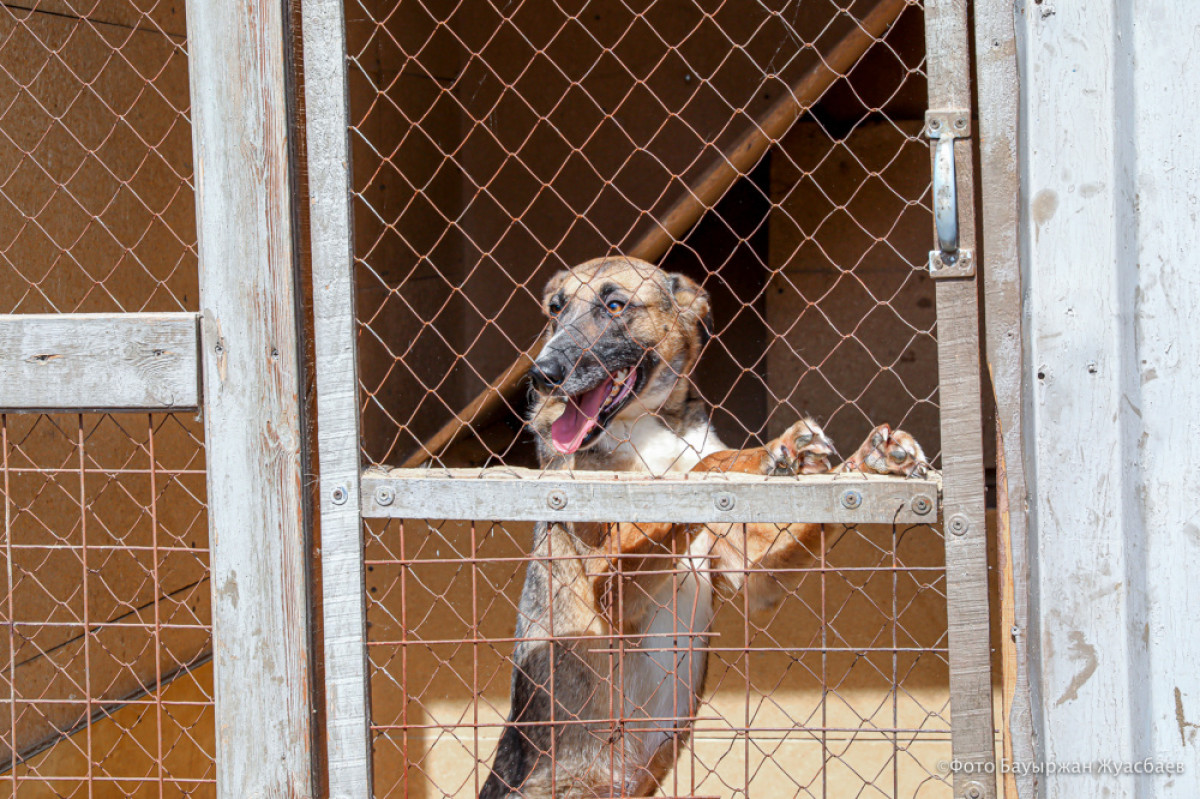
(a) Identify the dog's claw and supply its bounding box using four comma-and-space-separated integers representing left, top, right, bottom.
845, 424, 928, 478
769, 417, 835, 475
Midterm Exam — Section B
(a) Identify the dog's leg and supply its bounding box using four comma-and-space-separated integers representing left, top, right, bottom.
590, 419, 928, 615
576, 421, 929, 798
699, 420, 929, 618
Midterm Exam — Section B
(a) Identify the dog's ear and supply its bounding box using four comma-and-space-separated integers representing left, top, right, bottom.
541, 270, 570, 315
667, 273, 713, 348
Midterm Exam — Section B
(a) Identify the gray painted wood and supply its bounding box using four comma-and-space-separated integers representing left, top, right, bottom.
974, 2, 1038, 797
1019, 2, 1200, 795
0, 313, 199, 411
299, 0, 374, 796
362, 468, 940, 525
926, 0, 997, 796
185, 0, 315, 794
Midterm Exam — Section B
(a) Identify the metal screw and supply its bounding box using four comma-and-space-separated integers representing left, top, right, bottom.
840, 489, 863, 510
949, 513, 970, 536
954, 116, 968, 130
331, 486, 348, 505
546, 490, 568, 511
964, 784, 984, 799
911, 494, 933, 516
375, 486, 395, 507
715, 493, 735, 512
929, 118, 942, 132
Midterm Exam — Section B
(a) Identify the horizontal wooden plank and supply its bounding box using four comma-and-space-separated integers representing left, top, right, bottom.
0, 313, 200, 411
361, 467, 941, 524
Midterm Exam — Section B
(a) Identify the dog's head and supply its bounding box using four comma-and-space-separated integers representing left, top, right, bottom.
527, 256, 712, 456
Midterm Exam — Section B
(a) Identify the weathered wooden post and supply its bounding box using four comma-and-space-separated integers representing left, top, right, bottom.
185, 0, 316, 794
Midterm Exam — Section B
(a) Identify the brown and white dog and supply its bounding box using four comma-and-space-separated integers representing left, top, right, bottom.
480, 257, 927, 798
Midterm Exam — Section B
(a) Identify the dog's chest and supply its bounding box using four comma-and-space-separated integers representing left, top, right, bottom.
605, 417, 726, 474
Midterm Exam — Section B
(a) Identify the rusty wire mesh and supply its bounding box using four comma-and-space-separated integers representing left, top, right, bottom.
364, 517, 950, 798
347, 0, 951, 795
0, 2, 213, 795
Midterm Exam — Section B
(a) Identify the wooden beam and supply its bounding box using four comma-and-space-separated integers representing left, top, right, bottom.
362, 467, 940, 525
185, 0, 316, 794
974, 1, 1035, 795
403, 0, 908, 467
0, 313, 199, 412
926, 0, 997, 796
300, 0, 374, 795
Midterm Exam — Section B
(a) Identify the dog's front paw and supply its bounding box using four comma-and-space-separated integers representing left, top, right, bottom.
768, 417, 835, 475
843, 425, 929, 478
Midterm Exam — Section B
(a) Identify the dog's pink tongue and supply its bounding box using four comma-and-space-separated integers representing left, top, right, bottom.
551, 379, 612, 454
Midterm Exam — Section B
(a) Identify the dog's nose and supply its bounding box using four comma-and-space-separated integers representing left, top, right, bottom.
529, 358, 566, 389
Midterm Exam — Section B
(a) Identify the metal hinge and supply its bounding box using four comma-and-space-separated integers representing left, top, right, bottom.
925, 109, 974, 279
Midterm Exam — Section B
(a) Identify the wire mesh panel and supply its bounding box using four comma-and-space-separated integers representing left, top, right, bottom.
302, 0, 991, 795
0, 2, 213, 795
363, 517, 950, 798
348, 0, 935, 470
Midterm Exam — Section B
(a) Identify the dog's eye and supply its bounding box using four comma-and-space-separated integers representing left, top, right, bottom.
606, 299, 626, 314
548, 300, 563, 316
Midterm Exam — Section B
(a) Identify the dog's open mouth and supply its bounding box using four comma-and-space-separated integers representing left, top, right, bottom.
550, 367, 640, 454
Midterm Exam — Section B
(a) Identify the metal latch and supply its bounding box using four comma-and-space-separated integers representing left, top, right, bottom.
925, 110, 974, 279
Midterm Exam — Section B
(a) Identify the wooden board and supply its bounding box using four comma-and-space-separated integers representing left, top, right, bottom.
1017, 2, 1200, 797
0, 313, 200, 411
925, 0, 996, 796
974, 1, 1034, 796
304, 0, 375, 794
185, 0, 315, 793
362, 467, 941, 525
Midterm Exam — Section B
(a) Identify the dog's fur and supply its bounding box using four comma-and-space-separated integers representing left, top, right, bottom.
480, 257, 927, 798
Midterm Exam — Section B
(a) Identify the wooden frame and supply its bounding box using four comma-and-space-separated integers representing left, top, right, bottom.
926, 1, 998, 797
185, 0, 316, 795
302, 0, 999, 795
974, 2, 1035, 798
300, 0, 375, 796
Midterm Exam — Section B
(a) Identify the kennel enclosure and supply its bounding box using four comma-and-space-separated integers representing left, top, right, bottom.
305, 0, 994, 797
0, 0, 1004, 796
4, 1, 1194, 797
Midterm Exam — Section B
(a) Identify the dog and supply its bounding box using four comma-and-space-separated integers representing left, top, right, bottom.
479, 256, 928, 798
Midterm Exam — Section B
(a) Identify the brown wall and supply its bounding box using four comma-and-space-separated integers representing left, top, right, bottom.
766, 120, 939, 459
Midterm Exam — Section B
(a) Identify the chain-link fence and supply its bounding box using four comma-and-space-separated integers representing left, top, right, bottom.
345, 0, 952, 796
0, 2, 213, 795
